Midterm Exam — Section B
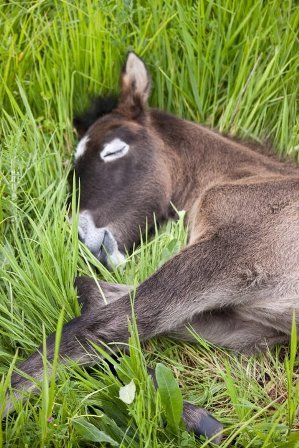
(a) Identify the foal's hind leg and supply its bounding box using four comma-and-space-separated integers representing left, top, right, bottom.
169, 310, 288, 354
9, 274, 224, 441
9, 236, 243, 439
75, 276, 224, 442
76, 277, 288, 353
10, 235, 248, 392
11, 227, 285, 437
75, 276, 223, 439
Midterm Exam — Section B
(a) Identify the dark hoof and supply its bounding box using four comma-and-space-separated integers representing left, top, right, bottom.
147, 367, 223, 443
183, 402, 223, 444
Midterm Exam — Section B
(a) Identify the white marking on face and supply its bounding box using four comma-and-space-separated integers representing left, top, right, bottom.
78, 210, 126, 268
75, 135, 89, 160
100, 138, 129, 162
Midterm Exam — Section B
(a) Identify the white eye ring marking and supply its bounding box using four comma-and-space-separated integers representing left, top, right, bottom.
100, 138, 129, 162
74, 135, 89, 160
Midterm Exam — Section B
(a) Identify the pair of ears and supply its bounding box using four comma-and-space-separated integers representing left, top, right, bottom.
74, 52, 151, 138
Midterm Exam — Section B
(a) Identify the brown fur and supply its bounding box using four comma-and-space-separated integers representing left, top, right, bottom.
6, 52, 299, 442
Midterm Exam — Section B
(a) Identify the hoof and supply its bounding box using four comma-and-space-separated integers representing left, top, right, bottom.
183, 402, 223, 444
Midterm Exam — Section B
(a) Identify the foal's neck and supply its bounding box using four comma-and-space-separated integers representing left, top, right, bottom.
150, 109, 296, 212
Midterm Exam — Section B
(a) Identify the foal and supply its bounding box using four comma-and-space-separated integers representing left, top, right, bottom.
7, 53, 299, 440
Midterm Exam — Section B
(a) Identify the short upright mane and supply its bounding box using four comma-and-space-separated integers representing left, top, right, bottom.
73, 94, 118, 137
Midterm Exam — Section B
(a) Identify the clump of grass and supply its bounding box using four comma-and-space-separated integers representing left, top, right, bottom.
0, 0, 299, 446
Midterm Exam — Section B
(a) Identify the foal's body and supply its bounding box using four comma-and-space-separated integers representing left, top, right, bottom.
74, 110, 299, 353
7, 53, 299, 439
149, 111, 299, 352
124, 123, 296, 348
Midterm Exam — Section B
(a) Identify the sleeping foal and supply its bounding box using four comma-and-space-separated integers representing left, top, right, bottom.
7, 53, 299, 441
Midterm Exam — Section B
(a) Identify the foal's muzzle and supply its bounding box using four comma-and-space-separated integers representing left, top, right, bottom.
77, 210, 125, 269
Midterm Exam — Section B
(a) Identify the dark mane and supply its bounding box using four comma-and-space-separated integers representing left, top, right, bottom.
218, 130, 298, 167
73, 94, 118, 137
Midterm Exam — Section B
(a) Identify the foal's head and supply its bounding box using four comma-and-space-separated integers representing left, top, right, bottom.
73, 53, 172, 267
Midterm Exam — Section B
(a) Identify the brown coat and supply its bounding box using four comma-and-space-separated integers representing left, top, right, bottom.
7, 52, 299, 442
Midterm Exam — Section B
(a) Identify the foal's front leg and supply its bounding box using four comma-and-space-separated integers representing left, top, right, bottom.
75, 276, 133, 312
9, 233, 245, 435
10, 237, 230, 441
11, 236, 240, 390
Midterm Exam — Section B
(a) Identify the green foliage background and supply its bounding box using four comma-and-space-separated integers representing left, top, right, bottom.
0, 1, 298, 446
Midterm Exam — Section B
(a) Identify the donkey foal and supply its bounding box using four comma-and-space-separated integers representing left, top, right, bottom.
7, 53, 299, 442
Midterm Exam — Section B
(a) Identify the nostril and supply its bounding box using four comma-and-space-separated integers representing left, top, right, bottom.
96, 233, 107, 263
102, 230, 116, 254
77, 211, 125, 269
101, 230, 109, 251
96, 229, 125, 269
97, 230, 114, 263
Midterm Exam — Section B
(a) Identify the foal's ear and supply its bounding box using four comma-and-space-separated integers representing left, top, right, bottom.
118, 52, 151, 118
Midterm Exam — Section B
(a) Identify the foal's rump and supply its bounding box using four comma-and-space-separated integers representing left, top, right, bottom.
181, 177, 299, 351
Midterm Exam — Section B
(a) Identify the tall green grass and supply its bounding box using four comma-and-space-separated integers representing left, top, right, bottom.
0, 0, 298, 446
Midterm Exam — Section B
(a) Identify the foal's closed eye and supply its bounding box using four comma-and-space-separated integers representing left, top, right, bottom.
100, 138, 129, 162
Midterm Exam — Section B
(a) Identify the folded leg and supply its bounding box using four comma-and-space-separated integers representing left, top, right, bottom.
169, 310, 288, 354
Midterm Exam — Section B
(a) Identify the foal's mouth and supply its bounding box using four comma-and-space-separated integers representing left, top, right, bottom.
77, 210, 126, 269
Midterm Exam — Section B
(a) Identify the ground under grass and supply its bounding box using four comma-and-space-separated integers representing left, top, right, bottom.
0, 1, 299, 446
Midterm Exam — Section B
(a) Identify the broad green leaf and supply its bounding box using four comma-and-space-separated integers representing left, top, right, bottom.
72, 418, 118, 446
155, 363, 183, 432
119, 379, 136, 405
